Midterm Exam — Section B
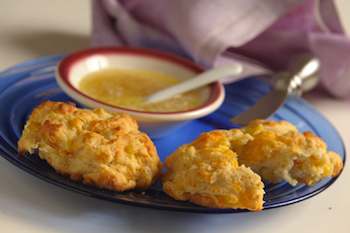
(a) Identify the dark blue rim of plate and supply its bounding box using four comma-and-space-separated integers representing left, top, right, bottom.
0, 55, 346, 213
0, 146, 345, 214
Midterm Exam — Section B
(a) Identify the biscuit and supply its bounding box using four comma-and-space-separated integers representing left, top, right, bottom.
18, 101, 161, 191
235, 120, 343, 186
163, 130, 265, 211
163, 119, 343, 210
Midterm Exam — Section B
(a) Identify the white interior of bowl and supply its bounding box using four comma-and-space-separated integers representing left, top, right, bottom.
69, 54, 199, 88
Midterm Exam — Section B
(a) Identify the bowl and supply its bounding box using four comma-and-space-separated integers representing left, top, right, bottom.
56, 47, 225, 138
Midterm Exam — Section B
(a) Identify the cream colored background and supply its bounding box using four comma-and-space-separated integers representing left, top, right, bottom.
0, 1, 349, 233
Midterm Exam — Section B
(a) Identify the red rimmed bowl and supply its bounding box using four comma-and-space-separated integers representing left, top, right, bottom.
56, 47, 225, 138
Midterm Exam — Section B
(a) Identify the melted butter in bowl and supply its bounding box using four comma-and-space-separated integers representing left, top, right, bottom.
56, 47, 225, 138
78, 68, 210, 112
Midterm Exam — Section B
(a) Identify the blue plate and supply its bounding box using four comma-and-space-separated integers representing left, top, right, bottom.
0, 56, 345, 213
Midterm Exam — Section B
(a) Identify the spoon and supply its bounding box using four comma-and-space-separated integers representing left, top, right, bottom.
145, 64, 243, 103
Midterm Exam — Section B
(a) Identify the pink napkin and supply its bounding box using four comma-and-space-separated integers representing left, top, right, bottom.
92, 0, 350, 98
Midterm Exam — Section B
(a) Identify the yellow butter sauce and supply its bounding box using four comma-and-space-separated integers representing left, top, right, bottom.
78, 69, 209, 112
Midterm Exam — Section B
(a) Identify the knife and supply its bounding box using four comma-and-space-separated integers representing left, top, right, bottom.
231, 55, 320, 125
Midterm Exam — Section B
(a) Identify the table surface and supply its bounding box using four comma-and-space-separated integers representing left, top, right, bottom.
0, 1, 349, 233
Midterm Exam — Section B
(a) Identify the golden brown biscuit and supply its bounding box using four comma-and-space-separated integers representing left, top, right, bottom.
163, 119, 343, 210
18, 101, 161, 191
163, 130, 265, 211
234, 120, 343, 186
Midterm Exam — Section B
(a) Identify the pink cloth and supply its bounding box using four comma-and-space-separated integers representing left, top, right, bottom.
92, 0, 350, 98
